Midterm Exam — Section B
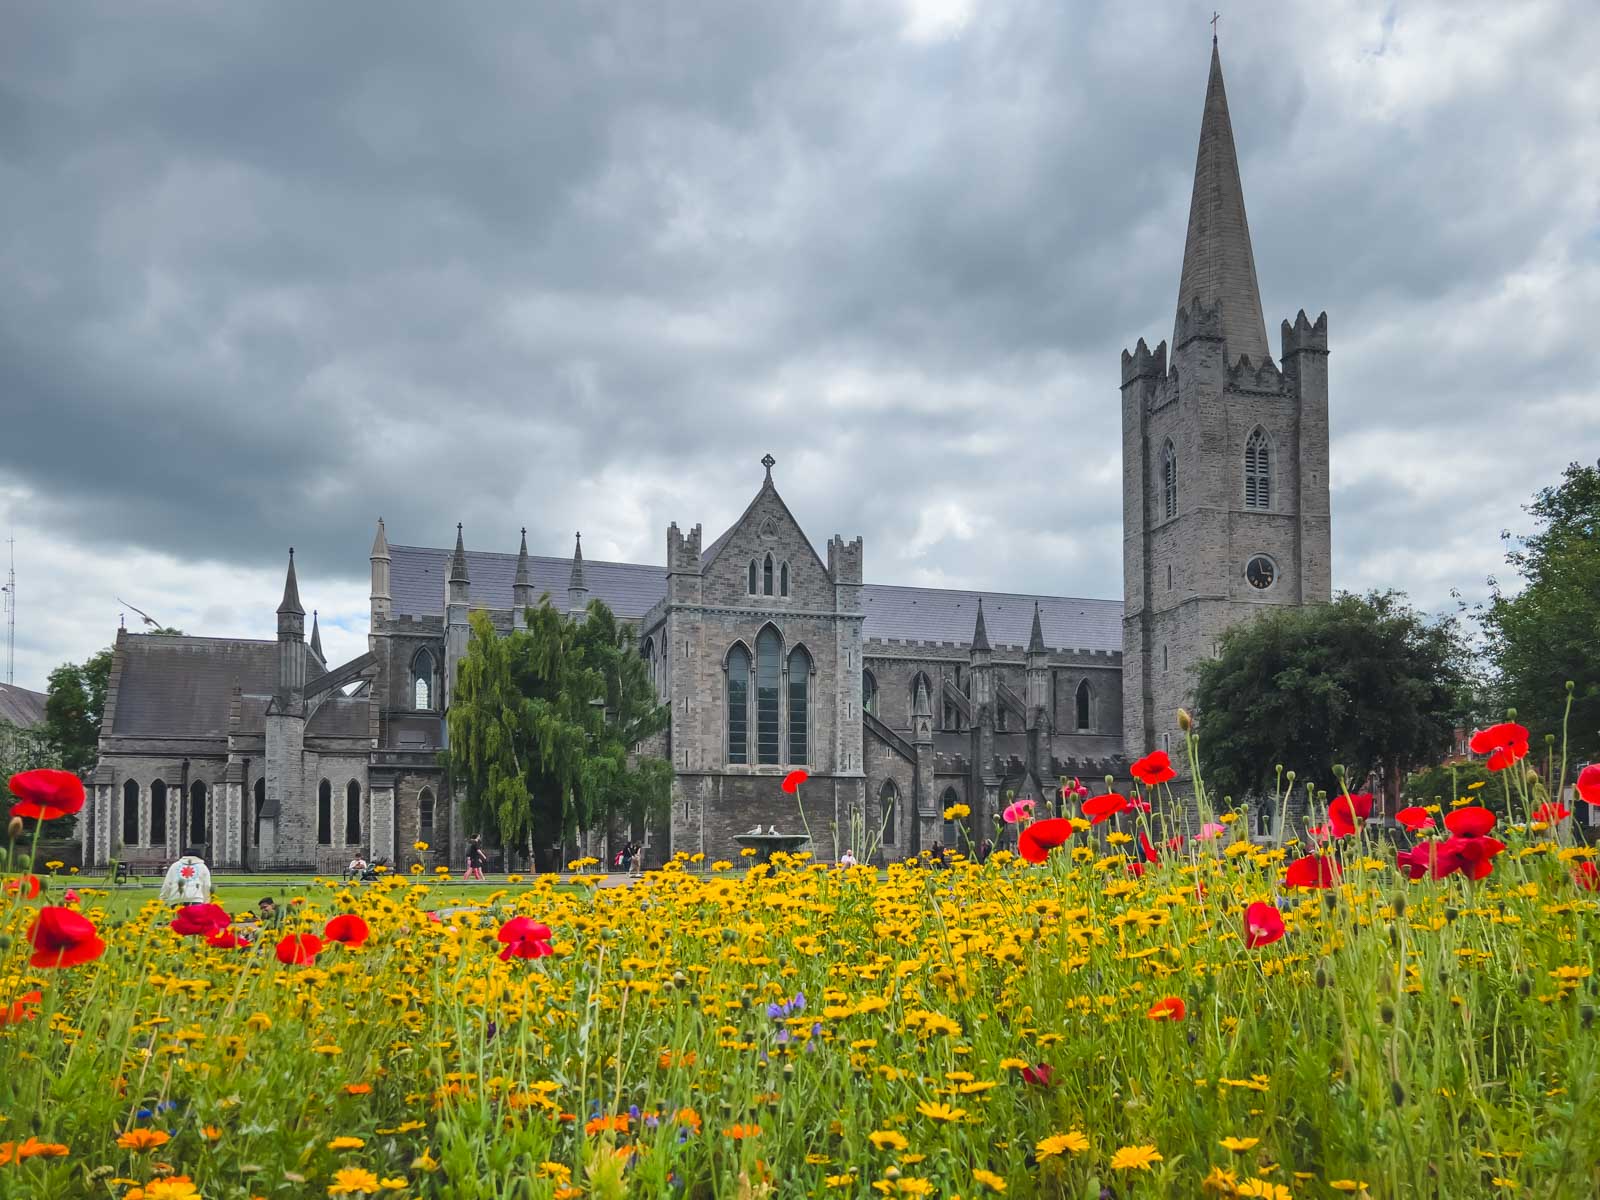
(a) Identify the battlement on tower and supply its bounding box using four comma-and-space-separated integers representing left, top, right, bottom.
1173, 297, 1226, 349
1280, 309, 1329, 357
1120, 337, 1168, 386
1226, 352, 1285, 394
828, 535, 863, 585
666, 523, 703, 575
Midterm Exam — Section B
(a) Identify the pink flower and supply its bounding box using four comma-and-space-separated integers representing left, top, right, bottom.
1197, 822, 1227, 841
1002, 799, 1036, 824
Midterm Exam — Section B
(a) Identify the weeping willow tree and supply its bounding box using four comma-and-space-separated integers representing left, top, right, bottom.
447, 600, 671, 866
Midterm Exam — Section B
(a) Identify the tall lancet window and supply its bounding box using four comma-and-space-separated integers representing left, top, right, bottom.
1162, 440, 1178, 520
1244, 427, 1271, 509
787, 645, 811, 765
1075, 679, 1092, 732
755, 626, 781, 764
762, 554, 774, 596
413, 649, 434, 710
726, 644, 751, 765
346, 780, 362, 844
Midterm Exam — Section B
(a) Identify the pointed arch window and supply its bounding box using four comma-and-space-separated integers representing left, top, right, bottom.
748, 560, 758, 594
150, 780, 167, 846
940, 787, 963, 848
762, 553, 774, 596
413, 649, 434, 710
862, 669, 878, 716
188, 780, 207, 848
756, 626, 781, 764
879, 779, 898, 844
1075, 679, 1092, 732
788, 645, 812, 765
317, 779, 333, 845
346, 780, 362, 844
122, 780, 139, 847
1162, 440, 1178, 520
780, 562, 789, 597
418, 787, 435, 836
253, 776, 266, 845
1244, 427, 1271, 509
726, 644, 751, 765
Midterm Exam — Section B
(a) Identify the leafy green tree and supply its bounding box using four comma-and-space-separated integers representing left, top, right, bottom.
43, 646, 113, 773
1481, 460, 1600, 764
1194, 591, 1471, 810
447, 599, 670, 868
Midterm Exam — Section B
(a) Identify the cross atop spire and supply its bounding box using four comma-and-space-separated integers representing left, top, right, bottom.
569, 531, 586, 592
310, 609, 323, 659
1174, 37, 1270, 365
514, 526, 531, 588
761, 453, 776, 481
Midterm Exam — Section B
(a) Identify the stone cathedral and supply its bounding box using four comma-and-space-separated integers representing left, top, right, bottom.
82, 40, 1332, 873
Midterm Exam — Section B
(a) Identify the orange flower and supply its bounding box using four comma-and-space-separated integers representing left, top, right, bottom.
723, 1124, 761, 1139
1147, 996, 1187, 1021
344, 1083, 374, 1095
676, 1108, 703, 1134
117, 1128, 172, 1151
584, 1114, 629, 1136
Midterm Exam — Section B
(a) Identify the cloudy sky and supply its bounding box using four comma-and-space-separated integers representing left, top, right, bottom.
2, 0, 1596, 689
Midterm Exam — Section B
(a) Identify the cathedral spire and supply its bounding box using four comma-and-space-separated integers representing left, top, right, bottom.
448, 524, 470, 585
514, 527, 531, 589
309, 610, 323, 660
1174, 37, 1270, 365
970, 597, 990, 652
1027, 601, 1047, 655
277, 548, 304, 617
568, 532, 589, 619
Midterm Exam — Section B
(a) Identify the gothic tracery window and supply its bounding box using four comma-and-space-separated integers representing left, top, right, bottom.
755, 626, 781, 764
879, 779, 898, 844
1244, 427, 1271, 510
1162, 440, 1178, 520
788, 645, 811, 765
726, 644, 751, 765
862, 669, 878, 716
418, 787, 435, 836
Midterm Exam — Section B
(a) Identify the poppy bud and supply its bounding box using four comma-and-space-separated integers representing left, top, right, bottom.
1333, 764, 1346, 779
6, 817, 21, 841
1526, 770, 1541, 788
1390, 1081, 1405, 1107
1544, 733, 1556, 745
1324, 893, 1339, 913
1505, 707, 1517, 720
1390, 893, 1407, 918
672, 971, 687, 989
1380, 1002, 1394, 1025
1177, 708, 1192, 732
1566, 680, 1576, 693
1582, 1005, 1595, 1030
1387, 925, 1398, 948
688, 993, 701, 1008
1286, 771, 1296, 783
1104, 775, 1115, 789
884, 1167, 901, 1181
1314, 965, 1329, 989
1518, 977, 1532, 998
0, 934, 9, 951
1444, 907, 1460, 923
621, 970, 634, 982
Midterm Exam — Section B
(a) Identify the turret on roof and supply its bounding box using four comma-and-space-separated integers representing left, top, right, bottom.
971, 597, 991, 652
277, 549, 304, 616
448, 524, 470, 584
1027, 601, 1047, 654
1174, 37, 1270, 365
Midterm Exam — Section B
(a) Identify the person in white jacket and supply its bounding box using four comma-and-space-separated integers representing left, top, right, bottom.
159, 855, 212, 906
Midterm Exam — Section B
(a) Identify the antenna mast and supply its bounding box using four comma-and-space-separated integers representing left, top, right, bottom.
2, 539, 13, 686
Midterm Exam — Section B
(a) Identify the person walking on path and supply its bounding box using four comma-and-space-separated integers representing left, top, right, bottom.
159, 854, 212, 906
464, 836, 487, 881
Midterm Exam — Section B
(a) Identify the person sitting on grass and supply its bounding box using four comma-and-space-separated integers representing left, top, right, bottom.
256, 896, 283, 928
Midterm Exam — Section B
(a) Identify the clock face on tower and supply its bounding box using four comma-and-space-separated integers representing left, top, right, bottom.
1246, 556, 1276, 590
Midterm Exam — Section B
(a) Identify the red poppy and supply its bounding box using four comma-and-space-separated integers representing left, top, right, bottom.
27, 906, 106, 968
1020, 1062, 1054, 1086
781, 770, 808, 794
8, 769, 86, 821
0, 990, 42, 1026
1469, 722, 1529, 772
2, 874, 40, 899
1578, 764, 1600, 805
275, 933, 322, 965
1444, 834, 1507, 881
1284, 854, 1340, 889
206, 930, 249, 949
1531, 801, 1571, 823
1444, 806, 1496, 838
1017, 817, 1073, 864
1125, 861, 1147, 878
1138, 830, 1160, 864
1126, 794, 1152, 814
1243, 901, 1284, 948
1328, 793, 1373, 838
1146, 995, 1186, 1021
324, 914, 371, 947
1394, 806, 1433, 832
1396, 841, 1464, 882
1573, 861, 1600, 893
170, 904, 232, 938
1166, 834, 1187, 853
1081, 794, 1129, 826
1130, 750, 1177, 786
497, 917, 554, 961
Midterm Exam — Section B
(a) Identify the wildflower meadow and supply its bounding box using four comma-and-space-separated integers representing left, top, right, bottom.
3, 721, 1600, 1199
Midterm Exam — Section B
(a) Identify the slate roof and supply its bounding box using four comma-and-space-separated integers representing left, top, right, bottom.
389, 545, 666, 620
391, 545, 1122, 652
858, 585, 1122, 653
111, 636, 278, 738
0, 682, 47, 729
